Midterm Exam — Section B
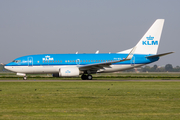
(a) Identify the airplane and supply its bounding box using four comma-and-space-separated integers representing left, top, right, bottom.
5, 19, 173, 80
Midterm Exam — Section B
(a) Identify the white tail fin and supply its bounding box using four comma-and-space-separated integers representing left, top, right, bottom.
134, 19, 164, 55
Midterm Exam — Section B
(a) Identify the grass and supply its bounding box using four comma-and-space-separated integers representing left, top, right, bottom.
0, 82, 180, 119
0, 72, 180, 80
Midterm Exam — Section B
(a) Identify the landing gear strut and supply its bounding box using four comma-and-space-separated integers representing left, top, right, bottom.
23, 76, 27, 80
81, 74, 93, 80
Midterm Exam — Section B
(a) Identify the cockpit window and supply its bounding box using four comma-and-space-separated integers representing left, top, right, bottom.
12, 60, 21, 63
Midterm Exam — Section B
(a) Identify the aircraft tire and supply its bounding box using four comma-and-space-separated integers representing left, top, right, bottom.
81, 74, 87, 80
87, 74, 92, 80
23, 76, 27, 80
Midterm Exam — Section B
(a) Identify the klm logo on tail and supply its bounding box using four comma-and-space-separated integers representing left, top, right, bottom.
142, 35, 158, 45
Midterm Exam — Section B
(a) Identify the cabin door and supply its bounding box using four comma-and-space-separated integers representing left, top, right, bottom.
131, 56, 135, 66
76, 59, 80, 65
28, 57, 33, 66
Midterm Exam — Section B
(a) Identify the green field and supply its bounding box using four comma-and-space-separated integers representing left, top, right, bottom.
0, 72, 180, 80
0, 81, 180, 119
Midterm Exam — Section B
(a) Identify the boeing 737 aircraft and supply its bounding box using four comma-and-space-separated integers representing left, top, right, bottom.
5, 19, 173, 80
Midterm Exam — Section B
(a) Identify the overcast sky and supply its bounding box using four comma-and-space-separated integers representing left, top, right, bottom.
0, 0, 179, 66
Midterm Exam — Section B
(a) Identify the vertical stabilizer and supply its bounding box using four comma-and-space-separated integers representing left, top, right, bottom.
134, 19, 164, 55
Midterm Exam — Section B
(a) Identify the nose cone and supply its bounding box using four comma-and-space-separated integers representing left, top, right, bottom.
4, 64, 10, 71
4, 63, 13, 71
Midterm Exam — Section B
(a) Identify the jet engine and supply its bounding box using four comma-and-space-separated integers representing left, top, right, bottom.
53, 67, 80, 77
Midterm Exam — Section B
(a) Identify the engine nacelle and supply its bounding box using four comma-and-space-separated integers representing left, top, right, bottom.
57, 67, 80, 77
60, 67, 79, 77
52, 67, 80, 77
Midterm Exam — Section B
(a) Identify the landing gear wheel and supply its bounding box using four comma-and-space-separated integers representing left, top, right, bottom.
81, 74, 87, 80
87, 75, 92, 80
23, 76, 27, 80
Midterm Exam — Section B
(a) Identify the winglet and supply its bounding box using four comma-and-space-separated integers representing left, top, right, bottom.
95, 50, 99, 54
125, 46, 136, 60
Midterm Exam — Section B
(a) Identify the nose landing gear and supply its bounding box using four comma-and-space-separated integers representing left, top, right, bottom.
23, 76, 27, 80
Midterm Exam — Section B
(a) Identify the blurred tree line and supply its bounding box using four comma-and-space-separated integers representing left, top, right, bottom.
123, 64, 180, 72
141, 64, 180, 72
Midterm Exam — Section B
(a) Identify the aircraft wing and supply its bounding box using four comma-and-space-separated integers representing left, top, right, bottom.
79, 47, 136, 71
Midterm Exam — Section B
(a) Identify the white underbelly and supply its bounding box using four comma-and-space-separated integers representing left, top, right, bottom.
5, 65, 77, 74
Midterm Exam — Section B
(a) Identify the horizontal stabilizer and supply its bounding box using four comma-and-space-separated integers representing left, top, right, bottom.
146, 52, 174, 58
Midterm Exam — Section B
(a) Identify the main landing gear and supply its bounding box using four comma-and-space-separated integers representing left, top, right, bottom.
81, 74, 93, 80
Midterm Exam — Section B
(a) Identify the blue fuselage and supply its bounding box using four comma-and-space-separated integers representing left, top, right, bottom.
6, 53, 159, 66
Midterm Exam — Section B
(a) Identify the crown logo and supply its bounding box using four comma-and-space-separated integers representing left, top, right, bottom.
65, 70, 71, 73
45, 55, 50, 58
146, 35, 154, 40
